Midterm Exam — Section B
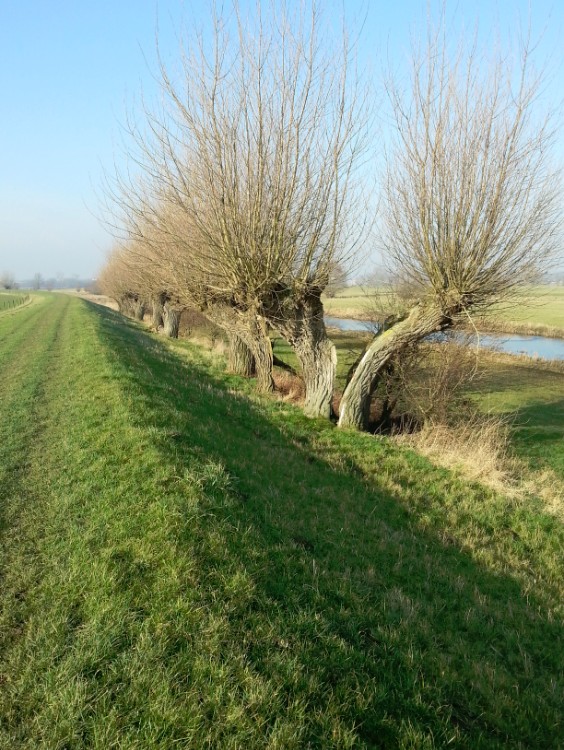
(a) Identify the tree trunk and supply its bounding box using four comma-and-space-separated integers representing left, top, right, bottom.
119, 295, 134, 317
338, 305, 451, 431
132, 299, 145, 321
163, 304, 180, 338
228, 333, 256, 377
248, 316, 274, 392
204, 304, 274, 393
295, 335, 336, 419
272, 293, 336, 419
151, 293, 165, 329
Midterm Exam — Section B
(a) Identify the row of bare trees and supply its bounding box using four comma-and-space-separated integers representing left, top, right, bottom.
99, 2, 561, 431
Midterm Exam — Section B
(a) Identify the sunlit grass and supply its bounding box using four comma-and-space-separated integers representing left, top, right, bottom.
468, 352, 564, 477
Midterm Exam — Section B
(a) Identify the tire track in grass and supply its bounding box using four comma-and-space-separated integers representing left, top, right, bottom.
0, 296, 51, 368
0, 296, 69, 491
0, 295, 71, 699
0, 298, 202, 747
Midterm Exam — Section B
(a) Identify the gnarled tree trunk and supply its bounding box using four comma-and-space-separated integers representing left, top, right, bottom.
204, 304, 274, 393
228, 333, 256, 377
338, 304, 451, 431
163, 303, 181, 338
272, 293, 336, 419
244, 315, 274, 393
131, 297, 145, 320
151, 293, 165, 329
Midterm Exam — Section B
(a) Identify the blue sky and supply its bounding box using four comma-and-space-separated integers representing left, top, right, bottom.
0, 1, 562, 281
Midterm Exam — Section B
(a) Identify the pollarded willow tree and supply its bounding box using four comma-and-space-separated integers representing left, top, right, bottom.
338, 24, 562, 430
98, 246, 147, 320
108, 0, 369, 416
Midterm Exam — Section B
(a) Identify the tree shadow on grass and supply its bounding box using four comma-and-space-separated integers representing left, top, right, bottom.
89, 302, 564, 748
504, 397, 564, 478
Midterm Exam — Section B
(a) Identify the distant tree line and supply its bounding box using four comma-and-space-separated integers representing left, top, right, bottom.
99, 1, 561, 431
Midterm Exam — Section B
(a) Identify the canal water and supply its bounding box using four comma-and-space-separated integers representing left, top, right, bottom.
324, 317, 564, 361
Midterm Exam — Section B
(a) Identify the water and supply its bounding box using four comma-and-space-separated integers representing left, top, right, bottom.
325, 316, 378, 333
324, 316, 564, 361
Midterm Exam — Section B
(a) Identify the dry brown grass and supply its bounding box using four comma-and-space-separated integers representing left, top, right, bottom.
397, 414, 564, 520
396, 414, 513, 490
520, 469, 564, 521
468, 317, 564, 340
273, 370, 306, 404
75, 291, 119, 311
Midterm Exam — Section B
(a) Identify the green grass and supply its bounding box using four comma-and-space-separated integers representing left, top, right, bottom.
1, 296, 563, 748
276, 328, 564, 479
469, 354, 564, 477
323, 286, 384, 318
494, 286, 564, 329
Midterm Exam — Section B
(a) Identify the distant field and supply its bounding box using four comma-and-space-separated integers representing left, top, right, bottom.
0, 292, 29, 312
486, 286, 564, 331
323, 285, 384, 317
323, 284, 564, 332
1, 295, 563, 747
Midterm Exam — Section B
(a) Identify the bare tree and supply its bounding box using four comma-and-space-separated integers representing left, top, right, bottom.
98, 246, 146, 320
107, 0, 368, 414
0, 271, 16, 290
338, 24, 561, 430
324, 261, 349, 298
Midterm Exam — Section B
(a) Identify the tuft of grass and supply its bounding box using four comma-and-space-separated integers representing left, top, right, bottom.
395, 413, 513, 490
1, 295, 563, 748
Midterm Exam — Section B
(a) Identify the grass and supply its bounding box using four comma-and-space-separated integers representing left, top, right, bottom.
275, 326, 564, 476
468, 352, 564, 478
323, 286, 384, 319
0, 293, 30, 313
1, 295, 563, 748
491, 286, 564, 330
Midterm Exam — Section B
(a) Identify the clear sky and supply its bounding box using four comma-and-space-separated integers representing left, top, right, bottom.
1, 1, 562, 281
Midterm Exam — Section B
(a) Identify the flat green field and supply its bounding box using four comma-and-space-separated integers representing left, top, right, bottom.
497, 286, 564, 329
1, 295, 563, 748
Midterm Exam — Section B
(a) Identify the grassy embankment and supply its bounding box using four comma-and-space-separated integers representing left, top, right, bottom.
468, 353, 564, 477
0, 293, 30, 313
1, 294, 563, 748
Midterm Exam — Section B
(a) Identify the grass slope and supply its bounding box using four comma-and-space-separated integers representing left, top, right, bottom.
0, 293, 30, 313
470, 354, 564, 477
1, 296, 563, 748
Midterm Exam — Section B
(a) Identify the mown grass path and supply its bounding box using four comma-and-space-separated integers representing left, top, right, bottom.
1, 296, 563, 748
